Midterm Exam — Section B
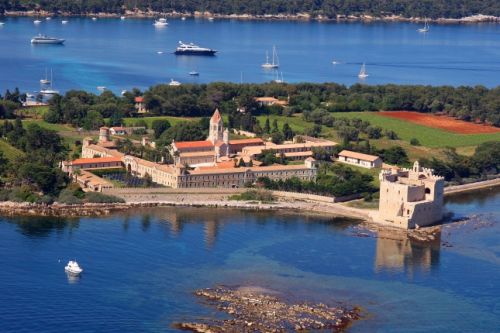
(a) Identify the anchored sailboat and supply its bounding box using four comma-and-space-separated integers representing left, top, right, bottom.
40, 69, 59, 95
358, 63, 368, 79
40, 68, 51, 85
261, 46, 279, 69
418, 19, 430, 33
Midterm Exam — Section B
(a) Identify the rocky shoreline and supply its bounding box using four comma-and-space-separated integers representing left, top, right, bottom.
3, 10, 500, 24
173, 286, 360, 332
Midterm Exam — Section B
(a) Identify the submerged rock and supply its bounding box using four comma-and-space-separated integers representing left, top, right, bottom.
173, 286, 360, 332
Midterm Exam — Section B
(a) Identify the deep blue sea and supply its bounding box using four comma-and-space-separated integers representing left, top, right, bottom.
0, 17, 500, 94
0, 188, 499, 332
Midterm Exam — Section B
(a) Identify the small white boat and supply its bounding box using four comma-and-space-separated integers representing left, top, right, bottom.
34, 20, 42, 24
208, 17, 214, 21
189, 71, 199, 76
61, 20, 68, 24
92, 17, 97, 21
418, 19, 430, 33
358, 63, 368, 79
332, 60, 340, 65
0, 22, 5, 26
273, 71, 285, 83
97, 86, 107, 91
157, 51, 164, 54
154, 18, 168, 27
261, 46, 279, 69
65, 260, 83, 275
120, 16, 126, 20
169, 79, 181, 86
46, 17, 52, 20
181, 17, 186, 21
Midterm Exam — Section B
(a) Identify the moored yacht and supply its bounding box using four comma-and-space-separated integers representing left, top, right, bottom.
174, 41, 217, 56
33, 19, 42, 24
65, 261, 83, 275
31, 34, 65, 45
261, 46, 279, 69
154, 18, 168, 27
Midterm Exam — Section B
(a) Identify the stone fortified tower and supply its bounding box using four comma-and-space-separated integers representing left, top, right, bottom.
374, 161, 444, 229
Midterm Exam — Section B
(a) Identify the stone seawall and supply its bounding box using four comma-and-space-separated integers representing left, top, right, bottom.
444, 178, 500, 196
0, 202, 130, 217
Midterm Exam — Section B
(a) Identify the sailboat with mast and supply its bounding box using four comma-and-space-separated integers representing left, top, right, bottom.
261, 46, 279, 69
40, 69, 59, 95
418, 19, 430, 33
358, 63, 368, 79
273, 71, 285, 83
40, 68, 50, 85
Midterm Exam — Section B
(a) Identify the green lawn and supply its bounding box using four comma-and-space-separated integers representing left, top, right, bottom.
15, 106, 49, 119
333, 112, 500, 148
22, 120, 74, 132
0, 140, 24, 161
122, 116, 199, 128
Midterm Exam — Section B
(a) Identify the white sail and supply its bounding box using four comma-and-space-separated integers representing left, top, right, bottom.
358, 63, 368, 79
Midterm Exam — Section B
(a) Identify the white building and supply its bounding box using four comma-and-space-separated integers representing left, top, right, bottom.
338, 150, 383, 169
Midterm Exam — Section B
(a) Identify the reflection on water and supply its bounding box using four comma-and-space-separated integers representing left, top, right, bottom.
374, 229, 440, 275
66, 272, 81, 284
7, 216, 80, 237
0, 195, 498, 333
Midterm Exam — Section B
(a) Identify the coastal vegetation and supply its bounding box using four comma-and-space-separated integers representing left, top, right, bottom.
2, 0, 500, 19
229, 189, 276, 202
0, 119, 69, 202
256, 163, 377, 198
36, 83, 500, 130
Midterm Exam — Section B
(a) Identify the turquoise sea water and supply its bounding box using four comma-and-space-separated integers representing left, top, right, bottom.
0, 17, 500, 93
0, 188, 499, 332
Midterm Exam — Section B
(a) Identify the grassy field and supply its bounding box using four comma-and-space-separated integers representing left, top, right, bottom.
333, 112, 500, 148
15, 106, 49, 119
122, 116, 199, 128
0, 140, 24, 161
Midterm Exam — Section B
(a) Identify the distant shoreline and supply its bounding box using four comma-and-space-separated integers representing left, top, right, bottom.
3, 11, 500, 24
1, 177, 498, 218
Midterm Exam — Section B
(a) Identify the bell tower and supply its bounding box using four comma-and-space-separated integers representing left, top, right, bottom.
208, 109, 224, 143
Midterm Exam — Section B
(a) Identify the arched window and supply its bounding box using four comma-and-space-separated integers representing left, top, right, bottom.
425, 188, 431, 194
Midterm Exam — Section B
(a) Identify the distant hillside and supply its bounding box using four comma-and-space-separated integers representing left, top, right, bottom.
1, 0, 500, 19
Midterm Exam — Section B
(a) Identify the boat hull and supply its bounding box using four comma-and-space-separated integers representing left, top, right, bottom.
31, 39, 65, 45
174, 50, 216, 56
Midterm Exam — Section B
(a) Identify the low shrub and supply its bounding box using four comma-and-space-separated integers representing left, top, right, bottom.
229, 190, 275, 203
85, 192, 125, 203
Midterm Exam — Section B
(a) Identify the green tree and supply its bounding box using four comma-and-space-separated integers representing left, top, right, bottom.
152, 119, 171, 139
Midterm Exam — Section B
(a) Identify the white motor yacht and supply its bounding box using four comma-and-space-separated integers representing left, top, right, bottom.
169, 79, 181, 86
65, 260, 83, 275
120, 16, 126, 20
34, 20, 42, 24
154, 18, 168, 27
61, 20, 68, 24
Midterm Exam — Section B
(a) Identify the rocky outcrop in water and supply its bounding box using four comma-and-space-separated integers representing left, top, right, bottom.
173, 286, 360, 332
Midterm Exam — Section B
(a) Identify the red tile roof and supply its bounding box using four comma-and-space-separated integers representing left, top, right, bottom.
229, 138, 264, 145
174, 140, 214, 149
135, 96, 144, 103
71, 157, 123, 165
338, 150, 381, 162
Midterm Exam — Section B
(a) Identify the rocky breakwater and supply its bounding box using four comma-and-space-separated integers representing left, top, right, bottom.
0, 202, 130, 217
173, 286, 360, 332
